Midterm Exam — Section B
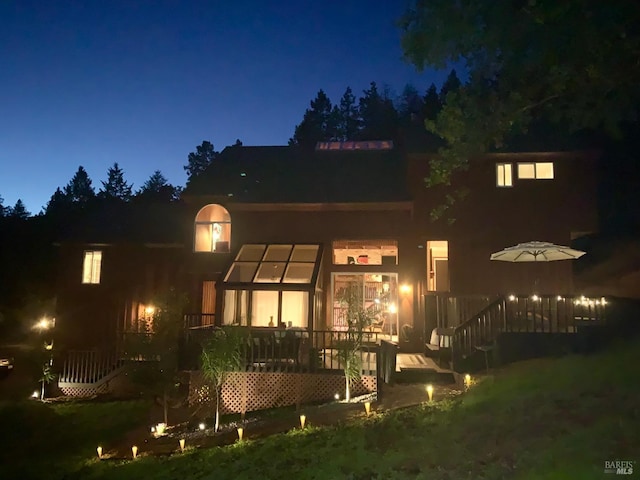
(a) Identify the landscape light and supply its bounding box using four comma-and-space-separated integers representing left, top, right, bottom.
131, 445, 138, 459
198, 422, 206, 431
464, 374, 471, 388
155, 423, 166, 436
96, 446, 103, 459
299, 414, 306, 429
426, 384, 434, 402
364, 402, 371, 416
179, 439, 185, 453
237, 427, 244, 441
31, 390, 39, 399
334, 393, 340, 400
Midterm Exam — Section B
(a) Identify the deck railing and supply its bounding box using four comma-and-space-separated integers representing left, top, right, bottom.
185, 313, 215, 329
425, 293, 496, 329
450, 297, 506, 368
503, 295, 606, 333
180, 325, 381, 374
59, 348, 123, 385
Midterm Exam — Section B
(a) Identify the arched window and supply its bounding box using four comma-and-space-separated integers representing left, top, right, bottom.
194, 204, 231, 253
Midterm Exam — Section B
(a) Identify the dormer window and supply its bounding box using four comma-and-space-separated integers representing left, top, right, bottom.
496, 163, 513, 187
194, 204, 231, 253
517, 162, 554, 179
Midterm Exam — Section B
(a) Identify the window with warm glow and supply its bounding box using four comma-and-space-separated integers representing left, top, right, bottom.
332, 240, 398, 265
82, 250, 102, 284
517, 162, 554, 180
496, 163, 513, 187
194, 204, 231, 253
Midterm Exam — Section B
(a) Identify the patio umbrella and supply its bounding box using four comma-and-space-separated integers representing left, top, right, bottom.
490, 241, 586, 262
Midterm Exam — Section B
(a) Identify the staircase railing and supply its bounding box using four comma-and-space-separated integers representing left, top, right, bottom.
58, 347, 124, 386
450, 297, 506, 369
425, 293, 497, 329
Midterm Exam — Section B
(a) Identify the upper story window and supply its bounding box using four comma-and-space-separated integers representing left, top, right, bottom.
82, 250, 102, 284
194, 204, 231, 253
496, 163, 513, 187
517, 162, 554, 180
332, 240, 398, 265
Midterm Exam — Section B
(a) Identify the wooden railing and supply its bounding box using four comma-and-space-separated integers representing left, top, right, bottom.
425, 293, 496, 329
185, 313, 215, 329
503, 295, 607, 333
450, 298, 505, 368
59, 348, 123, 385
180, 326, 381, 374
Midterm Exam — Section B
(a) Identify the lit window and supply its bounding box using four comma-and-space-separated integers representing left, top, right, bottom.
82, 250, 102, 284
496, 163, 513, 187
194, 204, 231, 253
332, 240, 398, 265
517, 162, 554, 180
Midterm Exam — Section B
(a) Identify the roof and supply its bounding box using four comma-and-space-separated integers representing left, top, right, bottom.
184, 145, 410, 203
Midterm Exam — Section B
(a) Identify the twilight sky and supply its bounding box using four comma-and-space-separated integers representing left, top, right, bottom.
1, 0, 450, 214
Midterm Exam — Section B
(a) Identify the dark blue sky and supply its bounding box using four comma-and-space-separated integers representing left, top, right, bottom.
1, 0, 450, 213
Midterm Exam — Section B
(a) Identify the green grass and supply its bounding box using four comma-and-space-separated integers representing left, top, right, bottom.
3, 337, 640, 479
0, 399, 149, 480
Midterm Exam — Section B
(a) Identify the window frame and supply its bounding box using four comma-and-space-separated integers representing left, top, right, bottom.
517, 162, 554, 180
496, 163, 513, 187
82, 250, 102, 285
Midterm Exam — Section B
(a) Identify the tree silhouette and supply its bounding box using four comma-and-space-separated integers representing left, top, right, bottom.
63, 166, 95, 204
136, 170, 181, 202
0, 194, 5, 217
290, 89, 339, 148
99, 162, 133, 201
7, 199, 30, 219
337, 87, 360, 141
357, 82, 398, 140
185, 141, 218, 180
422, 84, 441, 121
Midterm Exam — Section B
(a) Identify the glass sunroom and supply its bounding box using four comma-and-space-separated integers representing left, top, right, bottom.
221, 244, 323, 330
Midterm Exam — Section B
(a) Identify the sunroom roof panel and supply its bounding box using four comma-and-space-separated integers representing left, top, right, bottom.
223, 243, 321, 286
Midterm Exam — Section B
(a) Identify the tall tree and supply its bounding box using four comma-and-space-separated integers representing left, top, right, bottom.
290, 89, 339, 148
99, 162, 133, 201
63, 166, 95, 204
337, 87, 360, 141
422, 84, 441, 121
7, 199, 30, 219
185, 141, 218, 180
45, 187, 71, 216
438, 69, 462, 105
136, 170, 181, 202
357, 82, 399, 140
397, 84, 424, 122
401, 1, 640, 188
0, 194, 5, 217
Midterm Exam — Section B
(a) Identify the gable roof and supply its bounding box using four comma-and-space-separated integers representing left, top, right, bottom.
184, 145, 410, 203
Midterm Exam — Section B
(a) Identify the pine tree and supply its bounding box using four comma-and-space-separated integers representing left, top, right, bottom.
63, 166, 95, 204
439, 69, 462, 105
337, 87, 360, 140
136, 170, 181, 202
290, 89, 339, 148
45, 187, 71, 215
184, 141, 218, 180
8, 199, 30, 219
398, 84, 424, 122
423, 83, 442, 121
99, 162, 132, 201
0, 194, 5, 217
357, 82, 399, 140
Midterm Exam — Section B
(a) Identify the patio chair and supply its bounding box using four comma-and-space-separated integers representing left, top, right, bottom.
425, 327, 454, 367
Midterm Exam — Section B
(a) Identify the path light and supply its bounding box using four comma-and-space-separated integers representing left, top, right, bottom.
334, 393, 340, 400
237, 427, 244, 441
364, 402, 371, 416
179, 439, 185, 453
464, 374, 471, 388
198, 422, 206, 431
131, 445, 138, 459
155, 423, 166, 436
31, 390, 39, 399
299, 414, 306, 429
426, 384, 434, 402
96, 446, 103, 459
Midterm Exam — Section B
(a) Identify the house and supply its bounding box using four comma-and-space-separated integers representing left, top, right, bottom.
53, 141, 602, 404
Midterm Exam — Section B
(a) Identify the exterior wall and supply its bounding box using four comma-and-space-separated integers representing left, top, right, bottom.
188, 370, 377, 415
55, 243, 187, 350
407, 152, 599, 295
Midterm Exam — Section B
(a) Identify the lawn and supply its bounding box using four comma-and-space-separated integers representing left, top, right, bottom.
2, 336, 639, 480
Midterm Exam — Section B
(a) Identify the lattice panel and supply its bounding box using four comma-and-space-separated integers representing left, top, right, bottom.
59, 383, 108, 397
188, 371, 377, 415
